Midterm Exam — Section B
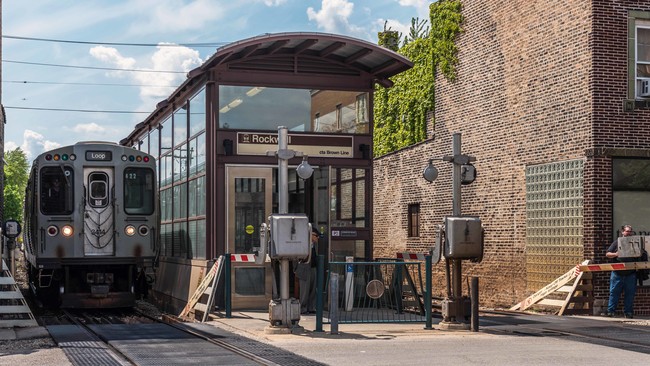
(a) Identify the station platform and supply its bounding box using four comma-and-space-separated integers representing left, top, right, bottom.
3, 310, 650, 365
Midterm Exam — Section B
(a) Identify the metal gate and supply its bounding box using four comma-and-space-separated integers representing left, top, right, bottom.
325, 260, 429, 323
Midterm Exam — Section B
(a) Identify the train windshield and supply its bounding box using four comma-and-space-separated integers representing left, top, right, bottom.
124, 168, 155, 215
40, 167, 74, 215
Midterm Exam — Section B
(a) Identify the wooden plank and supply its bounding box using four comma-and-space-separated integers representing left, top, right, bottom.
179, 256, 224, 319
510, 260, 589, 311
538, 299, 566, 307
558, 271, 585, 315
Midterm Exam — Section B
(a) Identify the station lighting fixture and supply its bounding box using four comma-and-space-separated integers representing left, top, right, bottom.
296, 156, 314, 180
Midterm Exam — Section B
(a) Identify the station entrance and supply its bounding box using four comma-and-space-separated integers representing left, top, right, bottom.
121, 32, 413, 314
226, 164, 370, 309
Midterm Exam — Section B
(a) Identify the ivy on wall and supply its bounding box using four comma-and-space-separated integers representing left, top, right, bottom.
373, 0, 463, 157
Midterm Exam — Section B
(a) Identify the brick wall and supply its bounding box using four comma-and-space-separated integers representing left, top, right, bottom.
374, 0, 650, 313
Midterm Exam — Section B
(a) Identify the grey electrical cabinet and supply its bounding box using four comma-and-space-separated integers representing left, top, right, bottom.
269, 213, 310, 260
444, 216, 483, 260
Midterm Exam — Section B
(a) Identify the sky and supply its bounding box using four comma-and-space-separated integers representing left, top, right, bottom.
1, 0, 431, 161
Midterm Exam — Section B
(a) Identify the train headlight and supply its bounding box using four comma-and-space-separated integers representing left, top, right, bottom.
125, 225, 136, 236
138, 225, 150, 236
47, 225, 59, 236
61, 225, 74, 237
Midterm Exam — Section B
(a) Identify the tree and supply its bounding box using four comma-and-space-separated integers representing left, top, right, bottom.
3, 148, 29, 222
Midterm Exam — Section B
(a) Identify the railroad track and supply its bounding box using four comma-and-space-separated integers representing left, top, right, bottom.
43, 308, 323, 366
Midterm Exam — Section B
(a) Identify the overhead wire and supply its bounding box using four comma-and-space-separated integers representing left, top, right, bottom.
3, 34, 205, 114
3, 80, 176, 88
2, 34, 228, 48
4, 106, 151, 114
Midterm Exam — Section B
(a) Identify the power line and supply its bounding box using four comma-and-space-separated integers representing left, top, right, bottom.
3, 80, 177, 88
3, 59, 187, 74
2, 34, 227, 48
4, 106, 150, 114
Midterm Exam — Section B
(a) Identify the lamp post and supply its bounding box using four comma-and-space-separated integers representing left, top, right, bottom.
266, 126, 313, 332
423, 132, 477, 329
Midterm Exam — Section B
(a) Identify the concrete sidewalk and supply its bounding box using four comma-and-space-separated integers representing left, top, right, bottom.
202, 310, 650, 365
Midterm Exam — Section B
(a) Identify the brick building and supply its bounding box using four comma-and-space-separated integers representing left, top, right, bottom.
373, 1, 650, 315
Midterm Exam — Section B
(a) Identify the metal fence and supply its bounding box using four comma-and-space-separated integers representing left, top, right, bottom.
324, 259, 430, 324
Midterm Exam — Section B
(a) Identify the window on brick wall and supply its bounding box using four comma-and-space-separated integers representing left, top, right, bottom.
408, 204, 420, 237
628, 11, 650, 101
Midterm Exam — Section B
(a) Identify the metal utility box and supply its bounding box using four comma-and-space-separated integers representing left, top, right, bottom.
617, 236, 645, 258
444, 216, 483, 260
269, 213, 310, 260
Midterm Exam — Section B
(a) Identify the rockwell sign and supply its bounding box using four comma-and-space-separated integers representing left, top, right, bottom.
237, 132, 354, 158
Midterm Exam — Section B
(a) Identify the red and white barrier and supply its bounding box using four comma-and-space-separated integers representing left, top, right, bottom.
230, 254, 257, 262
396, 252, 428, 261
578, 261, 650, 272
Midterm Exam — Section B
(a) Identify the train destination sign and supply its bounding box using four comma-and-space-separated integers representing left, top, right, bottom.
237, 132, 353, 158
85, 151, 113, 161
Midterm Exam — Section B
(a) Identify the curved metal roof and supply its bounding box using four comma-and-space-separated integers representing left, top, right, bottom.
192, 32, 413, 88
122, 32, 412, 145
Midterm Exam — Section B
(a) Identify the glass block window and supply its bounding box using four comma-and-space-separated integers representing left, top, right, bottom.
525, 159, 584, 291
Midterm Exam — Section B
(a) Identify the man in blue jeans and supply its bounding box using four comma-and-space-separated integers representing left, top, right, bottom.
604, 225, 638, 318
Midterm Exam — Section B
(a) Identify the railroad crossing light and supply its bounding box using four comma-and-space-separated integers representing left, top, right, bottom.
461, 164, 476, 185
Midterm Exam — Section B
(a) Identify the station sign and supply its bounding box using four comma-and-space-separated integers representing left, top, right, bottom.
237, 132, 353, 158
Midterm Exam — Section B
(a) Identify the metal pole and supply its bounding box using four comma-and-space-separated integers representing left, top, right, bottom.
425, 255, 432, 329
330, 272, 339, 335
315, 254, 324, 332
451, 133, 463, 321
277, 127, 290, 302
225, 254, 232, 318
452, 133, 461, 216
471, 276, 479, 332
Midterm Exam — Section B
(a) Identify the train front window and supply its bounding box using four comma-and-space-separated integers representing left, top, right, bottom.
124, 168, 155, 215
40, 167, 74, 215
88, 173, 109, 208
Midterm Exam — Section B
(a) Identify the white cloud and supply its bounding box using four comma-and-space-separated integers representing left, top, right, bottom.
132, 0, 229, 34
397, 0, 430, 19
4, 141, 19, 152
89, 44, 202, 105
18, 130, 61, 161
307, 0, 364, 35
73, 123, 106, 134
263, 0, 287, 6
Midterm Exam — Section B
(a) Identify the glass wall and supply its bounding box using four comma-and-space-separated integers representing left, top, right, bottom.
218, 85, 369, 133
145, 87, 207, 260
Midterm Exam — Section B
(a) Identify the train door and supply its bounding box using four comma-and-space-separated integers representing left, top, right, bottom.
83, 168, 115, 256
226, 166, 274, 309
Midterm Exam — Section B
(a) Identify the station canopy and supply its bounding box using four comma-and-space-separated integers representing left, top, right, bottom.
191, 32, 413, 89
122, 32, 412, 144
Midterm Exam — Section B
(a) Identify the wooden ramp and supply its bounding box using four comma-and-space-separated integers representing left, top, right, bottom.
511, 260, 593, 315
0, 260, 38, 327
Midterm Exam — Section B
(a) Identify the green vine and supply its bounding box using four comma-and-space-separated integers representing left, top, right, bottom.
430, 0, 463, 81
373, 0, 463, 157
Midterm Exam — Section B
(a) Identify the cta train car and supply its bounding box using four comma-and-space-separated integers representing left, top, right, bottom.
23, 142, 158, 308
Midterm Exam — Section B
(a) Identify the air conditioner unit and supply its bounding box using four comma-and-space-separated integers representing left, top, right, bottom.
640, 80, 650, 97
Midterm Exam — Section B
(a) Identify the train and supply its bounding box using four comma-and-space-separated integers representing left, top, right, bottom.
22, 142, 159, 308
